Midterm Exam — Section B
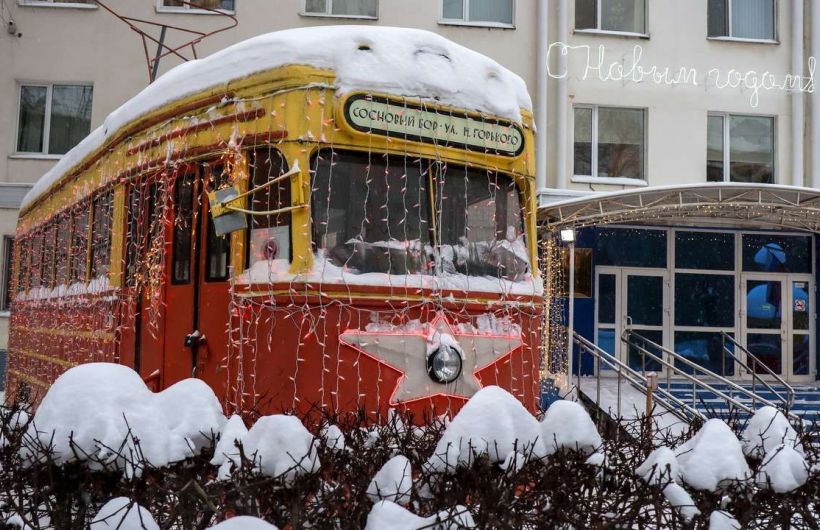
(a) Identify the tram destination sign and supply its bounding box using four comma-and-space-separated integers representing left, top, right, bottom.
343, 94, 525, 156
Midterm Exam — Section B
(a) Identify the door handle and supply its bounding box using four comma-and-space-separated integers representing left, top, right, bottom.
185, 330, 206, 348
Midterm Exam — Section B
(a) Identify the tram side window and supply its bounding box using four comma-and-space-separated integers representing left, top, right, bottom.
205, 165, 231, 281
16, 237, 30, 292
41, 223, 57, 289
29, 230, 44, 289
172, 174, 195, 284
54, 213, 72, 286
70, 206, 89, 282
249, 148, 290, 268
311, 150, 431, 275
90, 191, 113, 278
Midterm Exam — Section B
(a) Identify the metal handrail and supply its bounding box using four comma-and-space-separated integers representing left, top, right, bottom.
572, 332, 703, 424
622, 330, 801, 421
720, 331, 795, 409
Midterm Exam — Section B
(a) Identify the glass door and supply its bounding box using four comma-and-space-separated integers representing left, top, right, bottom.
743, 276, 786, 376
789, 278, 812, 379
595, 267, 668, 374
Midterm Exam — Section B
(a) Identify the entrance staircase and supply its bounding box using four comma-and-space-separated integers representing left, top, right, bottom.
569, 330, 820, 430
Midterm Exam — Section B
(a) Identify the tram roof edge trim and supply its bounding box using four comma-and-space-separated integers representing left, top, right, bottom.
537, 183, 820, 232
21, 26, 531, 212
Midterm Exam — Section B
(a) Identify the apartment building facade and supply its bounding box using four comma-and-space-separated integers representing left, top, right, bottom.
1, 0, 819, 384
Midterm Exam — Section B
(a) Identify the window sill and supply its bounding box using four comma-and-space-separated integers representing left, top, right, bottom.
9, 153, 62, 160
0, 311, 8, 318
18, 1, 97, 8
156, 7, 235, 15
572, 175, 648, 187
573, 28, 649, 39
438, 19, 515, 29
707, 36, 779, 45
299, 12, 377, 20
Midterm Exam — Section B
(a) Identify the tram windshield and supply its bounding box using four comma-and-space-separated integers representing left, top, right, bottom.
311, 150, 529, 281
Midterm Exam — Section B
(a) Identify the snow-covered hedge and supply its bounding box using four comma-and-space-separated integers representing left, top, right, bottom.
1, 363, 818, 529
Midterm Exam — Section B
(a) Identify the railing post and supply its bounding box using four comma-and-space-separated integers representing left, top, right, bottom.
646, 372, 658, 446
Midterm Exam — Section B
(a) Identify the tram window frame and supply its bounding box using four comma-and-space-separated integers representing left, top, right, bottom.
70, 204, 90, 283
53, 212, 72, 287
172, 172, 196, 285
247, 148, 292, 269
205, 164, 231, 282
90, 191, 113, 279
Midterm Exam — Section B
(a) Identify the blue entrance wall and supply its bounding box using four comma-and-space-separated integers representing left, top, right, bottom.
566, 226, 819, 380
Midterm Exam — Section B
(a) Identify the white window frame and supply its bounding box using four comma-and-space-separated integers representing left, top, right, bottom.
156, 0, 236, 15
13, 82, 93, 159
572, 104, 648, 186
707, 112, 777, 184
301, 0, 378, 20
18, 0, 96, 9
438, 0, 515, 29
707, 0, 778, 44
573, 0, 648, 38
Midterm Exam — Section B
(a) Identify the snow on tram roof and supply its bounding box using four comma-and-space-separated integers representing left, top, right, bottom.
22, 26, 532, 211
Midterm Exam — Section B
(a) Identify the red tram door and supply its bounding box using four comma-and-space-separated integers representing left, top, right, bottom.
126, 164, 233, 394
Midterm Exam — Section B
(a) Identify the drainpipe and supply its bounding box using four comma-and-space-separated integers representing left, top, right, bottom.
556, 0, 569, 190
793, 0, 805, 187
535, 0, 549, 195
812, 0, 820, 188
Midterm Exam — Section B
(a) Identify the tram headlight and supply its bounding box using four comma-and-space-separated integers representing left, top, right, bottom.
427, 344, 463, 384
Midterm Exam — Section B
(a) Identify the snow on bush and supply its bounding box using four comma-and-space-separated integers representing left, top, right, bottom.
23, 363, 225, 477
236, 415, 320, 483
636, 447, 698, 522
741, 406, 802, 459
755, 443, 809, 493
709, 510, 741, 530
636, 446, 680, 486
424, 386, 546, 472
365, 501, 475, 530
210, 414, 249, 480
367, 455, 412, 504
90, 498, 158, 530
209, 516, 279, 529
676, 419, 751, 491
540, 399, 602, 456
321, 423, 347, 452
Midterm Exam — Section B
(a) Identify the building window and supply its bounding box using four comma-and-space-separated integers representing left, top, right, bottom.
1, 237, 14, 311
441, 0, 513, 25
16, 83, 92, 155
707, 113, 775, 184
158, 0, 235, 11
574, 105, 646, 181
19, 0, 96, 6
304, 0, 377, 18
575, 0, 646, 34
708, 0, 775, 40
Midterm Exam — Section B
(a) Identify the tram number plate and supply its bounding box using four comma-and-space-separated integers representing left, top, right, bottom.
344, 94, 525, 156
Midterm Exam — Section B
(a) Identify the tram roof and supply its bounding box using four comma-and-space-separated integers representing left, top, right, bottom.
22, 26, 531, 212
537, 183, 820, 233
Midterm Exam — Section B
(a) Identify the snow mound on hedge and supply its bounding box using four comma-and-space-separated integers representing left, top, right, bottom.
676, 419, 751, 491
365, 501, 475, 530
210, 414, 249, 481
24, 363, 225, 478
209, 517, 279, 529
238, 415, 320, 483
321, 423, 347, 452
367, 455, 412, 504
636, 447, 680, 486
756, 443, 809, 492
90, 498, 158, 530
709, 510, 741, 530
741, 406, 801, 459
540, 400, 601, 456
425, 386, 546, 472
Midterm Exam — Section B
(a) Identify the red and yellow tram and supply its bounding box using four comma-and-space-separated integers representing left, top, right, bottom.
8, 27, 543, 420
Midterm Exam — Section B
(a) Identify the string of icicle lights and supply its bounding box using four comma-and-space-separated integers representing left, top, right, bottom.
9, 87, 545, 418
